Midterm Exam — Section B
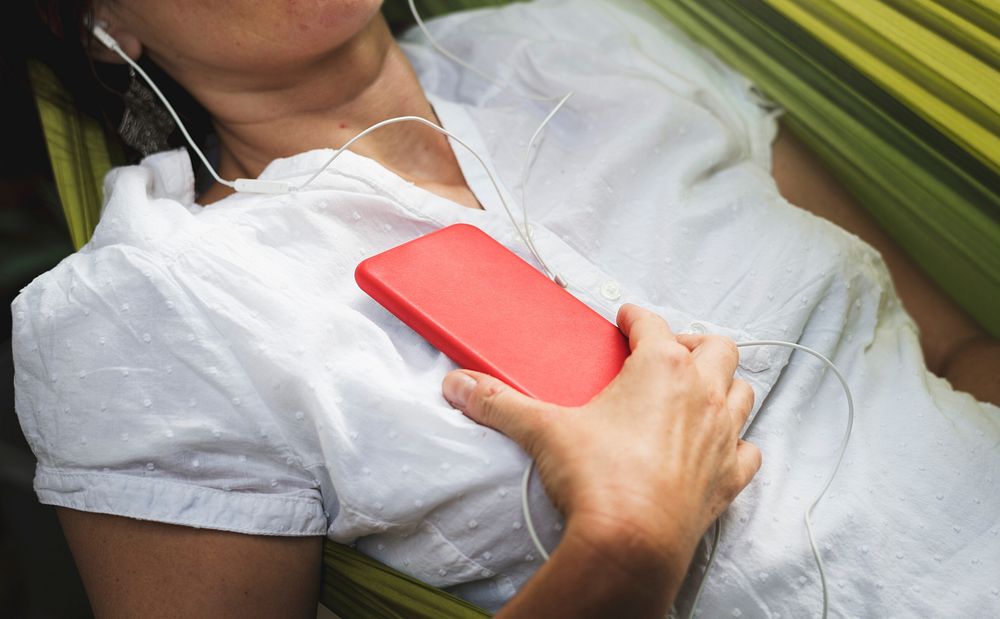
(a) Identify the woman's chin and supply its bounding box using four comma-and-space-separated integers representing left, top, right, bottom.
293, 0, 384, 42
155, 0, 387, 75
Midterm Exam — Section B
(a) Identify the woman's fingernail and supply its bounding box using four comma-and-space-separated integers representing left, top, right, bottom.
444, 372, 478, 408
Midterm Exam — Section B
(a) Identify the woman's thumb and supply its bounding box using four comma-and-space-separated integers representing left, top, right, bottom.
442, 371, 552, 448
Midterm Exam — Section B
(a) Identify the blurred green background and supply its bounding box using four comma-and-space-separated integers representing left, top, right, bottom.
0, 52, 89, 616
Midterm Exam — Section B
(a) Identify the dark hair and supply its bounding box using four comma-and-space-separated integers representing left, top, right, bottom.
8, 1, 212, 164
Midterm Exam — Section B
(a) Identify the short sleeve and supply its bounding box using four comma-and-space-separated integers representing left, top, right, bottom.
12, 245, 327, 536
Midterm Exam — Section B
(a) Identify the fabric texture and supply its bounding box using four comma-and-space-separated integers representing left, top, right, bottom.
30, 0, 1000, 337
17, 0, 1000, 616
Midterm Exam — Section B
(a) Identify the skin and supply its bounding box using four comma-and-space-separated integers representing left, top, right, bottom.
57, 510, 322, 618
61, 306, 755, 619
91, 0, 481, 208
59, 1, 999, 617
771, 130, 1000, 403
443, 306, 759, 618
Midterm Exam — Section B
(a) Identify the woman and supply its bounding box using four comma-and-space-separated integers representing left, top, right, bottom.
14, 0, 999, 617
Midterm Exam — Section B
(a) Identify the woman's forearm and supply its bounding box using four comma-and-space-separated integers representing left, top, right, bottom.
446, 307, 759, 617
496, 516, 694, 619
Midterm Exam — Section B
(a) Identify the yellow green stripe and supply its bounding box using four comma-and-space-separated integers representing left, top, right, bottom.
768, 0, 1000, 176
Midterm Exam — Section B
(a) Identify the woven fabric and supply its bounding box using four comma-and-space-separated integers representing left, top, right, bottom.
647, 0, 1000, 335
322, 542, 490, 619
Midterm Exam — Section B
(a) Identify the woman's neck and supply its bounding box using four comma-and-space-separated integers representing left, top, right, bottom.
154, 14, 473, 205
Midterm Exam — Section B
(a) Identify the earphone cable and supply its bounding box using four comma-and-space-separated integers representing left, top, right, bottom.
407, 0, 565, 103
293, 115, 541, 263
93, 23, 570, 277
518, 92, 574, 287
733, 340, 855, 619
408, 0, 573, 285
521, 339, 855, 619
91, 25, 234, 190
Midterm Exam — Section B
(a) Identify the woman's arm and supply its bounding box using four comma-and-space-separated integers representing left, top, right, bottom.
57, 508, 323, 618
58, 306, 750, 619
493, 516, 690, 618
772, 126, 1000, 405
444, 305, 760, 618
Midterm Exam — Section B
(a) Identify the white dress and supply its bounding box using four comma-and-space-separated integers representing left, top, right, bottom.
13, 0, 999, 615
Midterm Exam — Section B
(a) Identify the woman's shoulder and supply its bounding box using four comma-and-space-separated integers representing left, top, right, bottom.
12, 212, 187, 350
11, 203, 329, 537
11, 234, 205, 446
91, 149, 204, 252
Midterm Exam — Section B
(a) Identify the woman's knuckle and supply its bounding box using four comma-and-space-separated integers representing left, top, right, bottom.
644, 340, 686, 367
734, 379, 755, 404
716, 336, 739, 361
706, 388, 728, 411
475, 382, 506, 422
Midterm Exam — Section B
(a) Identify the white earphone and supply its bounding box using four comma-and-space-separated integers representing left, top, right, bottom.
88, 19, 570, 284
90, 23, 286, 194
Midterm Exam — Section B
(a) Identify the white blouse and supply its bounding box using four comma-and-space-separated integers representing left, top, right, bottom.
13, 0, 998, 615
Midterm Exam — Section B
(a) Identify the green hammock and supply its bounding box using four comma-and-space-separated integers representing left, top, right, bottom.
649, 0, 1000, 338
28, 1, 1000, 617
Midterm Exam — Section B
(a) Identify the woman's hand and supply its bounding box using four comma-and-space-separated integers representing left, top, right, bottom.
442, 304, 760, 617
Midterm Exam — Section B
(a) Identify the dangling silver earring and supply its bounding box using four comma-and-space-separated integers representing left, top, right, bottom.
119, 67, 175, 156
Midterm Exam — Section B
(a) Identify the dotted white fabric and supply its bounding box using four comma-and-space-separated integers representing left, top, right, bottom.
12, 0, 999, 614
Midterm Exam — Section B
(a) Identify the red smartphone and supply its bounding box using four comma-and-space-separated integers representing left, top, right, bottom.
355, 224, 630, 407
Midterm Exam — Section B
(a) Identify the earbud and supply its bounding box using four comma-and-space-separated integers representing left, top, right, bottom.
90, 23, 120, 52
88, 8, 567, 284
88, 21, 290, 195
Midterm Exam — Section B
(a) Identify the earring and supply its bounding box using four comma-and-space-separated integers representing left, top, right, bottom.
119, 67, 176, 156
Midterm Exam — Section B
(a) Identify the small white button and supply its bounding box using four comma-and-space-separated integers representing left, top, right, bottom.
687, 321, 708, 335
600, 280, 622, 301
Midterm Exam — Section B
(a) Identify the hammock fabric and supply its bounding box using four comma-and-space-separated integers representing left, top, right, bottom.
647, 0, 1000, 338
28, 1, 1000, 617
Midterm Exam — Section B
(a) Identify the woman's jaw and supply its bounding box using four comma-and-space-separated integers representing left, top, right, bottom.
92, 0, 387, 87
91, 0, 472, 205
